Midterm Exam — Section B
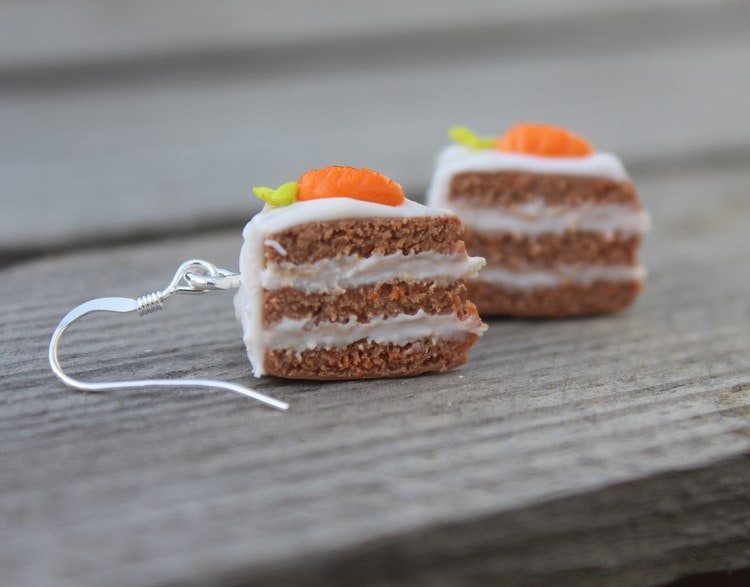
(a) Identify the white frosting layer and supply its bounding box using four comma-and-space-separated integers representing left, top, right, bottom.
253, 196, 453, 235
262, 251, 484, 292
264, 310, 486, 352
450, 199, 650, 237
234, 196, 482, 377
426, 145, 630, 210
478, 264, 647, 290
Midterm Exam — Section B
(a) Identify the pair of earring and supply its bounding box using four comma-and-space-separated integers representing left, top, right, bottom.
50, 124, 649, 411
49, 165, 484, 412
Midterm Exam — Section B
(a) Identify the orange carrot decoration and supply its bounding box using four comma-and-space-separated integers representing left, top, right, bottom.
252, 166, 405, 207
497, 123, 594, 157
298, 166, 404, 206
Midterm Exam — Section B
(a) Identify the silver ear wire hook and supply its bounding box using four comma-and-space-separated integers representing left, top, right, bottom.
48, 259, 288, 411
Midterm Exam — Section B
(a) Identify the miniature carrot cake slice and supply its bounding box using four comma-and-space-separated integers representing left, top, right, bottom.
426, 124, 649, 318
234, 165, 486, 379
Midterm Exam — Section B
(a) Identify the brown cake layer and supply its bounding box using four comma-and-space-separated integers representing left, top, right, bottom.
265, 215, 464, 264
262, 281, 469, 326
468, 280, 643, 318
449, 171, 639, 207
263, 334, 479, 380
463, 230, 641, 268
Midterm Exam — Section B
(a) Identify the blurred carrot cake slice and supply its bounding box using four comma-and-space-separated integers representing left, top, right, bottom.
427, 124, 649, 318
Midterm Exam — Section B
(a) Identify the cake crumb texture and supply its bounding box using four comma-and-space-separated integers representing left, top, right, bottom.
263, 281, 470, 326
468, 280, 643, 318
463, 230, 641, 267
263, 334, 479, 380
265, 216, 464, 264
449, 171, 640, 206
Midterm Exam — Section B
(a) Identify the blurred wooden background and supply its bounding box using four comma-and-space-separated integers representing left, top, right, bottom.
2, 2, 749, 586
4, 0, 750, 254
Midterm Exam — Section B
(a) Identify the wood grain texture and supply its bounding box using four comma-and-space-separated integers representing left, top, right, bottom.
2, 164, 749, 586
3, 2, 750, 254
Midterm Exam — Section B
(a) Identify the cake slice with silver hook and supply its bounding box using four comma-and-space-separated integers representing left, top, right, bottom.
48, 259, 288, 411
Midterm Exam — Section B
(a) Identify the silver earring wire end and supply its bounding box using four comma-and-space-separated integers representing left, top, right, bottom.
48, 259, 289, 411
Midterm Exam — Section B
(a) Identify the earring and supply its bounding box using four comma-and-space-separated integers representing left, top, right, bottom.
49, 259, 289, 411
50, 165, 488, 409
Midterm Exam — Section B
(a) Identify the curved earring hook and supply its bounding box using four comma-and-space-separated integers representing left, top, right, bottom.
48, 260, 288, 411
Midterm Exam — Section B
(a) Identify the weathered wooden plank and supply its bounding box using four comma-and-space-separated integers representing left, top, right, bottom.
1, 163, 749, 585
224, 457, 750, 587
3, 33, 750, 255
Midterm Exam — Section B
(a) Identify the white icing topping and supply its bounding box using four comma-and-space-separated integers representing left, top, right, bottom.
264, 310, 486, 352
262, 251, 484, 292
234, 196, 481, 378
477, 264, 647, 290
253, 196, 453, 235
426, 145, 630, 210
450, 199, 650, 237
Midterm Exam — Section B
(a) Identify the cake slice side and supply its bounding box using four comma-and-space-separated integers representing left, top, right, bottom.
427, 136, 649, 318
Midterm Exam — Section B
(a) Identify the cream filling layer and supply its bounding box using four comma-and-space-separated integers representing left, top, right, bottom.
450, 199, 650, 237
477, 264, 647, 290
264, 310, 486, 352
261, 251, 485, 292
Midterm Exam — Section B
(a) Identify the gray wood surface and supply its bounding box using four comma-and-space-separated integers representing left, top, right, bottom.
0, 0, 725, 71
2, 2, 750, 586
3, 164, 749, 586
